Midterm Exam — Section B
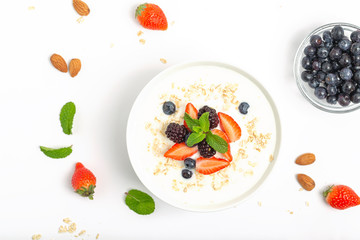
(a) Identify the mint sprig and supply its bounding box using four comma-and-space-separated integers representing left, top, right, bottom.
184, 112, 228, 153
40, 145, 73, 159
60, 102, 76, 135
125, 189, 155, 215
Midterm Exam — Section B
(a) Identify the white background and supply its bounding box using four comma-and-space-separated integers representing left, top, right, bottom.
1, 0, 360, 239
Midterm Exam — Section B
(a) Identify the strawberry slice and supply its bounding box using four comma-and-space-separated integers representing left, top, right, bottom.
184, 103, 198, 132
218, 112, 241, 142
196, 157, 230, 175
164, 142, 198, 160
211, 129, 233, 162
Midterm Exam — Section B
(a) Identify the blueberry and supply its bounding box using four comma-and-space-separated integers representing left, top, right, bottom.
331, 25, 344, 41
239, 102, 250, 114
351, 30, 360, 42
338, 93, 351, 106
325, 73, 337, 85
332, 61, 341, 71
353, 54, 360, 63
351, 42, 360, 55
339, 53, 352, 67
308, 79, 320, 88
304, 45, 317, 57
317, 47, 329, 58
326, 95, 338, 104
321, 62, 333, 73
339, 38, 352, 51
339, 68, 353, 81
163, 101, 176, 115
324, 41, 334, 50
351, 92, 360, 103
327, 85, 338, 95
342, 81, 356, 94
181, 169, 193, 179
323, 31, 332, 43
301, 71, 313, 82
353, 62, 360, 71
314, 87, 327, 99
310, 35, 323, 48
312, 60, 321, 71
315, 71, 326, 83
353, 70, 360, 84
329, 47, 342, 60
184, 158, 196, 169
302, 56, 312, 70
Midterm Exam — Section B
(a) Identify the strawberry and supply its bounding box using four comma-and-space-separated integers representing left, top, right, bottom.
323, 185, 360, 210
218, 112, 241, 142
164, 142, 198, 160
135, 3, 168, 30
196, 157, 230, 175
184, 103, 198, 132
71, 162, 96, 200
211, 129, 233, 161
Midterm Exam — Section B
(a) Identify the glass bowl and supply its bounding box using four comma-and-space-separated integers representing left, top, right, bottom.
294, 22, 360, 113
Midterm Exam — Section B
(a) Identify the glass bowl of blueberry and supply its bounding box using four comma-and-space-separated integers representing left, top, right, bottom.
294, 22, 360, 113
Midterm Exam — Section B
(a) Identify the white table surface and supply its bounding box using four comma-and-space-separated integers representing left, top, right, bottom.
1, 0, 360, 239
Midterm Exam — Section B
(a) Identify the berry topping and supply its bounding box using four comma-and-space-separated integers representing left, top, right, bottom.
196, 157, 230, 175
162, 101, 176, 115
238, 102, 250, 115
184, 158, 196, 169
181, 169, 193, 179
165, 123, 188, 143
324, 185, 360, 210
184, 103, 198, 132
197, 106, 219, 129
198, 139, 216, 158
218, 112, 242, 142
164, 142, 198, 161
211, 129, 232, 162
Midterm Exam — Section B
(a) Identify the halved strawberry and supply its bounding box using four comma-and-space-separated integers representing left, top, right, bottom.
218, 112, 241, 142
164, 142, 198, 160
211, 129, 233, 162
184, 103, 198, 132
196, 157, 230, 175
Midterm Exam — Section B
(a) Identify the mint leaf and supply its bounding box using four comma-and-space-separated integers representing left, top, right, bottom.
199, 112, 210, 132
125, 189, 155, 215
60, 102, 76, 135
40, 145, 72, 159
186, 132, 206, 147
206, 132, 228, 153
184, 113, 200, 132
192, 126, 203, 133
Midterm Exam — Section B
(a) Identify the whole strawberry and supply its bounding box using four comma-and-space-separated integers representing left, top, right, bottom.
135, 3, 168, 30
323, 185, 360, 210
71, 162, 96, 200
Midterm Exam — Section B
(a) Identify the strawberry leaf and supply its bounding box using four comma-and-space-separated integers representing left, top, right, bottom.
186, 132, 206, 147
205, 132, 228, 154
184, 113, 200, 132
199, 112, 210, 132
125, 189, 155, 215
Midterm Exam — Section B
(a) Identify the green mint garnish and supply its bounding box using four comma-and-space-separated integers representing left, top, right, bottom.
199, 112, 210, 132
125, 189, 155, 215
60, 102, 76, 135
206, 131, 228, 153
192, 126, 203, 133
186, 132, 206, 147
184, 113, 200, 132
40, 145, 73, 159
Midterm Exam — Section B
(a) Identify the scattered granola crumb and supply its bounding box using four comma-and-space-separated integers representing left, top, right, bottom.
28, 6, 35, 10
96, 233, 100, 239
248, 161, 257, 168
139, 39, 146, 45
257, 201, 262, 207
110, 43, 114, 48
78, 230, 86, 236
137, 30, 143, 37
305, 201, 309, 207
160, 58, 167, 64
244, 170, 254, 177
171, 21, 175, 26
58, 225, 67, 233
269, 154, 274, 162
289, 211, 293, 214
299, 188, 304, 191
76, 17, 84, 23
32, 234, 41, 240
68, 222, 77, 233
63, 218, 71, 224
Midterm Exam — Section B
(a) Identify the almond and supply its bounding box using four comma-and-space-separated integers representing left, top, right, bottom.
297, 174, 315, 191
295, 153, 315, 165
50, 54, 68, 73
73, 0, 90, 16
69, 58, 81, 77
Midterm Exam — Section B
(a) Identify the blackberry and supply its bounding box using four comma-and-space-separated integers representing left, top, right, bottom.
198, 140, 216, 158
165, 123, 188, 143
197, 105, 219, 129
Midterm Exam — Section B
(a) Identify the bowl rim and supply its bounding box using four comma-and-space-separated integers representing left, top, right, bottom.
293, 22, 360, 114
126, 60, 282, 212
